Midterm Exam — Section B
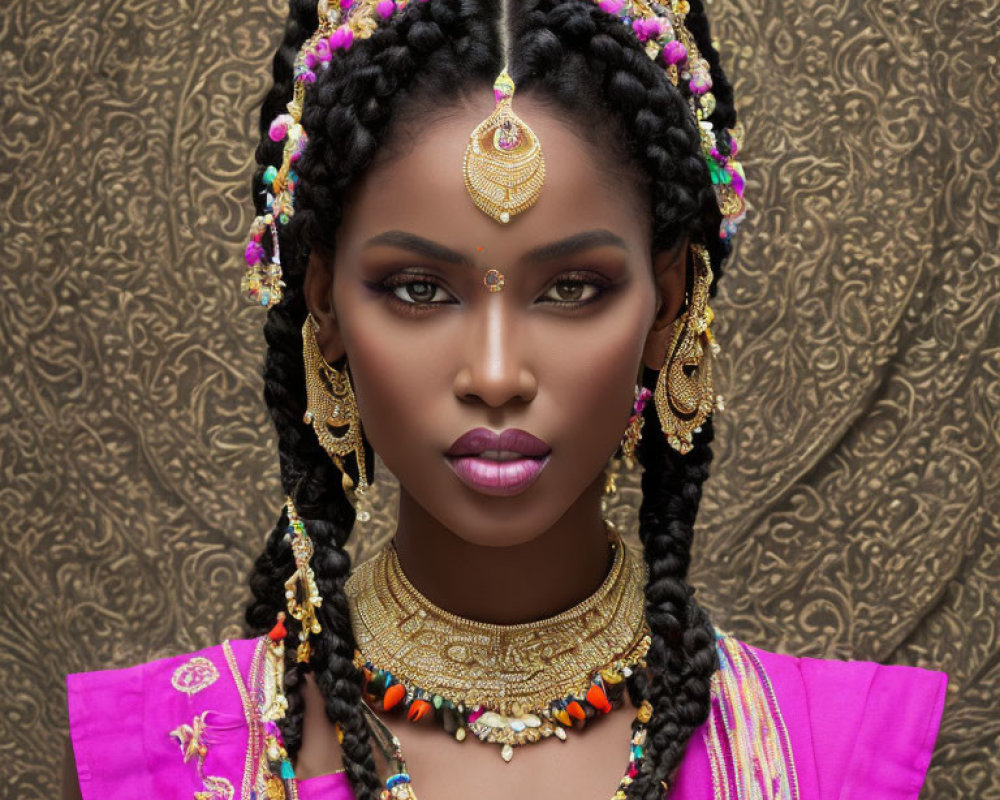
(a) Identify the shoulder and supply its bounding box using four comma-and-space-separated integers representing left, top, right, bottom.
687, 630, 948, 800
65, 636, 265, 800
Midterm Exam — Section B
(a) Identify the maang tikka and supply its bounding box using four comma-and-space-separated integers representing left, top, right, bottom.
301, 314, 373, 523
464, 68, 545, 224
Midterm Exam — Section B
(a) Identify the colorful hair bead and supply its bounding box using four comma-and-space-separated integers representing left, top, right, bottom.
584, 0, 747, 242
241, 0, 409, 308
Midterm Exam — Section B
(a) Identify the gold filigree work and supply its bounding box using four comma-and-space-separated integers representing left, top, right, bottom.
463, 71, 546, 224
346, 521, 649, 715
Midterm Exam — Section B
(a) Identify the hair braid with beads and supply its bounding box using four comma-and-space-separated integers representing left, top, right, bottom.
243, 0, 737, 798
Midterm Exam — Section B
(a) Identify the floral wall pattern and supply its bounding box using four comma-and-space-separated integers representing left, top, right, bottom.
1, 0, 997, 795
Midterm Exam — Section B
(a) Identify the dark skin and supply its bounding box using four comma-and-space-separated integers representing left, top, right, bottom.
61, 96, 688, 800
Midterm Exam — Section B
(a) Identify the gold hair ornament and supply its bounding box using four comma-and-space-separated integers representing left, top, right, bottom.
302, 314, 373, 523
283, 496, 323, 663
464, 69, 546, 224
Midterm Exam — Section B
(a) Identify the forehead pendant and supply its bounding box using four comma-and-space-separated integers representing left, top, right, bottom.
463, 69, 546, 224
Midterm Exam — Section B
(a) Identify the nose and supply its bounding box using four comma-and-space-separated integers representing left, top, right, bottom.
452, 295, 538, 407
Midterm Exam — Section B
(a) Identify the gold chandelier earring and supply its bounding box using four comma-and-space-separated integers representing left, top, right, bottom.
654, 243, 724, 455
301, 314, 373, 522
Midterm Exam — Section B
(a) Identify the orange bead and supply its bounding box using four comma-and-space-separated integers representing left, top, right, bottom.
383, 683, 406, 711
587, 684, 612, 714
567, 701, 587, 720
268, 620, 288, 643
553, 708, 573, 727
407, 699, 432, 722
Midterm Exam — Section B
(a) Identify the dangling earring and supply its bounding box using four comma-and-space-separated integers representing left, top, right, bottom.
283, 495, 323, 663
619, 385, 654, 467
301, 314, 373, 523
654, 243, 724, 455
604, 385, 652, 512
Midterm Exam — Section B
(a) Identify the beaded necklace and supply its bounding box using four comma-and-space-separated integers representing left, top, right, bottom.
238, 631, 653, 800
346, 523, 650, 762
225, 629, 801, 800
357, 693, 654, 800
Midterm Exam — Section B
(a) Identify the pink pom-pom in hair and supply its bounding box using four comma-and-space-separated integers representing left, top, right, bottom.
728, 166, 745, 195
329, 24, 354, 50
245, 241, 266, 266
268, 115, 291, 142
663, 40, 687, 65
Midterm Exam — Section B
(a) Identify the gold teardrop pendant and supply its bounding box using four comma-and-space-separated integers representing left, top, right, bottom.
463, 70, 545, 224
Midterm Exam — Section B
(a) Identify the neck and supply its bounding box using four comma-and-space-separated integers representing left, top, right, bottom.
391, 473, 612, 624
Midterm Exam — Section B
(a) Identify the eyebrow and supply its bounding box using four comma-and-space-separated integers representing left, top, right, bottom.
522, 230, 628, 262
364, 231, 469, 265
362, 229, 628, 266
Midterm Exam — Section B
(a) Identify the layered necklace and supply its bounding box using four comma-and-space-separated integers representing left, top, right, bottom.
257, 519, 655, 800
342, 519, 654, 799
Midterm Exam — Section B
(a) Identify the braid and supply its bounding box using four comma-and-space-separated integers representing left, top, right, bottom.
245, 2, 498, 798
629, 410, 718, 799
244, 0, 738, 797
515, 2, 733, 795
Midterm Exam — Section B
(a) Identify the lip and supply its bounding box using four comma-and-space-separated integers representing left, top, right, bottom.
445, 428, 552, 497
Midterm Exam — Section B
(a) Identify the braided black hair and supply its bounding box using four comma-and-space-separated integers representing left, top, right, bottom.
243, 1, 737, 798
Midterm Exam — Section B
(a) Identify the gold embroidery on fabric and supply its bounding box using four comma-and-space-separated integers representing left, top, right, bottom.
171, 712, 210, 763
704, 630, 800, 800
170, 710, 237, 800
194, 775, 235, 800
172, 656, 220, 695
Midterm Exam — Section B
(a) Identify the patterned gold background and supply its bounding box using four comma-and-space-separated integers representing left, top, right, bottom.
1, 0, 997, 796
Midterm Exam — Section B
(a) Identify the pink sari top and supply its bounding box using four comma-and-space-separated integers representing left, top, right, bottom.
66, 630, 947, 800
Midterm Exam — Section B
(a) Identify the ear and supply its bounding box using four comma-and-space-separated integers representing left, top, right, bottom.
303, 247, 347, 363
641, 238, 689, 371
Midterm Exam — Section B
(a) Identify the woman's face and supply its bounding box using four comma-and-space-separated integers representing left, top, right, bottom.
305, 95, 687, 548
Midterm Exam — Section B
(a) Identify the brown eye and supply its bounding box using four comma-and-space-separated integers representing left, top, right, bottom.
392, 280, 448, 304
542, 279, 599, 304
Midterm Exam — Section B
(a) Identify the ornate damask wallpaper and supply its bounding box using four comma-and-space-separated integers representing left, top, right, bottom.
1, 0, 997, 796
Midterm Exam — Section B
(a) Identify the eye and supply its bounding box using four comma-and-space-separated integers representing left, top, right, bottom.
539, 276, 605, 305
383, 275, 455, 305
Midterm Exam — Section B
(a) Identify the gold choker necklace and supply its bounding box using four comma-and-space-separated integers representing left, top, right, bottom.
346, 521, 650, 759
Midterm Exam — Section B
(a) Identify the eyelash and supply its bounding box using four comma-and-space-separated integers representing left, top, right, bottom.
375, 272, 611, 311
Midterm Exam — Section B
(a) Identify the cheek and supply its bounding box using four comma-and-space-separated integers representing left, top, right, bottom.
334, 297, 457, 457
541, 317, 646, 436
534, 291, 653, 453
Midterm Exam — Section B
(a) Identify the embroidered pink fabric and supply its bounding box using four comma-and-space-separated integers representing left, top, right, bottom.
65, 637, 947, 800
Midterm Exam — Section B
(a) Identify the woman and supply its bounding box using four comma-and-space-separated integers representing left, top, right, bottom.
63, 0, 947, 797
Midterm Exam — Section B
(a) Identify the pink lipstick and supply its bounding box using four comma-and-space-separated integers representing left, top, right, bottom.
445, 428, 551, 496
